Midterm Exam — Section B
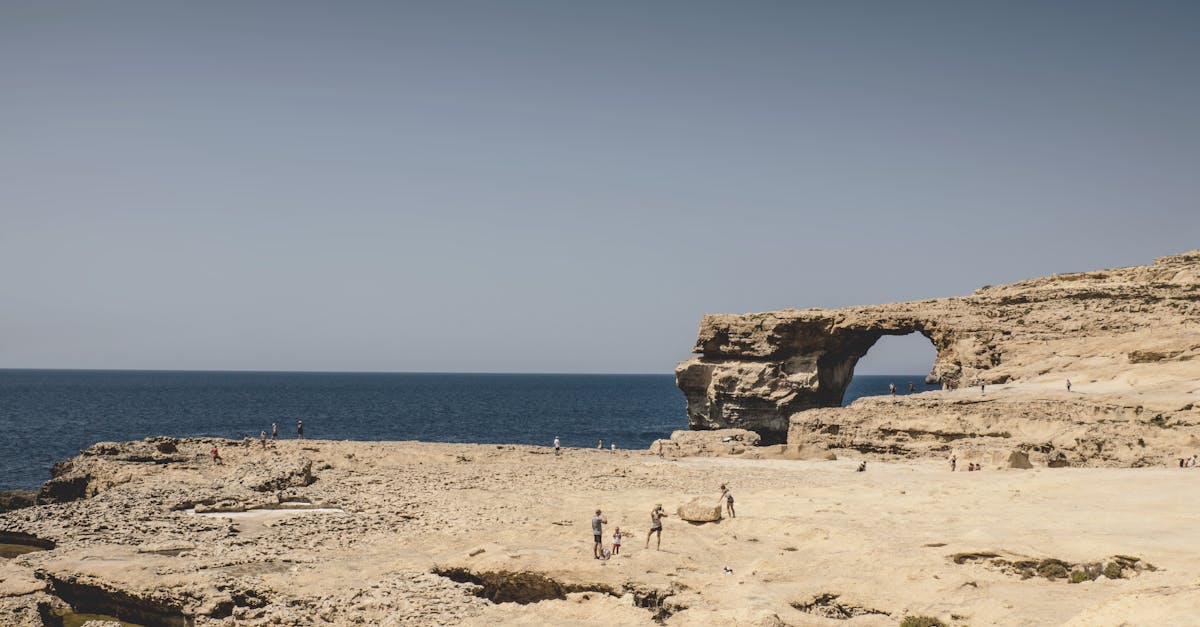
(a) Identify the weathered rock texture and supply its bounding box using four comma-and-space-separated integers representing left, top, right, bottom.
676, 251, 1200, 462
7, 438, 1200, 626
649, 429, 761, 458
676, 497, 722, 523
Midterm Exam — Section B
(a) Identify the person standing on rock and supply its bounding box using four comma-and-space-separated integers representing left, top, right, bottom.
1066, 379, 1072, 392
592, 509, 608, 559
950, 455, 957, 472
271, 422, 278, 439
597, 438, 603, 450
719, 484, 735, 518
645, 504, 667, 550
297, 420, 304, 439
889, 382, 896, 396
260, 430, 267, 449
908, 382, 916, 394
554, 436, 561, 457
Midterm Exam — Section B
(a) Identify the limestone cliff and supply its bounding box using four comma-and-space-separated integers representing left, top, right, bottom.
676, 251, 1200, 461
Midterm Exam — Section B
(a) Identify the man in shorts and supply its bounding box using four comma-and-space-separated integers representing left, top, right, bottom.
591, 509, 608, 559
554, 436, 561, 457
645, 504, 667, 550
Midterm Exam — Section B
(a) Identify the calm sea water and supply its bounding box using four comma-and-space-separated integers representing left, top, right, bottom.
0, 370, 934, 489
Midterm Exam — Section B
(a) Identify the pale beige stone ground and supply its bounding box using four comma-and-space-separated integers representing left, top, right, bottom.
4, 437, 1200, 625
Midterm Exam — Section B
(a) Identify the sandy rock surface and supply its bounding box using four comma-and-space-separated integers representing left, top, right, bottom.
4, 437, 1200, 625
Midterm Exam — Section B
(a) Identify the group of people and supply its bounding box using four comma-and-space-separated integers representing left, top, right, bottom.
949, 455, 983, 472
210, 419, 306, 464
257, 421, 303, 444
1178, 455, 1198, 468
888, 382, 918, 396
551, 436, 618, 457
588, 484, 736, 559
590, 505, 665, 560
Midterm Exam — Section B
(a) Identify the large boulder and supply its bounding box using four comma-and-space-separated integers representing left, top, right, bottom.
652, 429, 761, 458
38, 473, 91, 503
677, 497, 722, 523
239, 458, 314, 492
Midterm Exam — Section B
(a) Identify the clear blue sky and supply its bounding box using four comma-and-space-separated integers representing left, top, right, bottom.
2, 1, 1197, 374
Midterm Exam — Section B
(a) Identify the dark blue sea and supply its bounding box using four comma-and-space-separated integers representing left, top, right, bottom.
0, 370, 936, 489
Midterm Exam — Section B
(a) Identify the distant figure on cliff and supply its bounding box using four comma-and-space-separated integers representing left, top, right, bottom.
592, 509, 608, 559
856, 461, 866, 472
1066, 379, 1072, 392
950, 455, 957, 472
889, 382, 896, 396
657, 440, 665, 458
554, 436, 561, 456
597, 438, 603, 449
210, 445, 222, 464
979, 380, 985, 395
297, 420, 304, 439
645, 504, 667, 550
271, 422, 278, 439
259, 430, 267, 449
610, 442, 616, 453
719, 484, 735, 518
908, 382, 916, 394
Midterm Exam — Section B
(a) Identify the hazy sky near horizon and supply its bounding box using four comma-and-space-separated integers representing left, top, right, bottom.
2, 1, 1197, 374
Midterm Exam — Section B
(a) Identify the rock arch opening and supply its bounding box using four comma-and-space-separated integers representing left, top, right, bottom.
842, 332, 940, 405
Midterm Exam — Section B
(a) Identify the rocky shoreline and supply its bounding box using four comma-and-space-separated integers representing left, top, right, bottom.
4, 436, 1200, 625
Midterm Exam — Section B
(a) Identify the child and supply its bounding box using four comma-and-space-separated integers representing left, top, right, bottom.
611, 527, 622, 555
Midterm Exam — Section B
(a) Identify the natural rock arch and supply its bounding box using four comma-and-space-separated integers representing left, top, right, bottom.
676, 312, 972, 443
676, 251, 1200, 448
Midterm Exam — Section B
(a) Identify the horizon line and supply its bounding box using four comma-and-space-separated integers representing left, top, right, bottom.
0, 367, 931, 377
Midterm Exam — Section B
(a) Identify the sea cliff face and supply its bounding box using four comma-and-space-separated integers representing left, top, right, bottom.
676, 251, 1200, 462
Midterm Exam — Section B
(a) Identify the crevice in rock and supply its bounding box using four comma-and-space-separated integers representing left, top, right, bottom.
791, 592, 889, 619
878, 428, 1012, 442
844, 442, 910, 455
40, 572, 195, 627
0, 531, 56, 558
950, 552, 1156, 582
431, 566, 682, 622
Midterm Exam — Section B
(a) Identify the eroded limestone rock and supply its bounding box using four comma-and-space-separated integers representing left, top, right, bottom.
651, 429, 761, 458
677, 251, 1200, 462
676, 498, 722, 523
